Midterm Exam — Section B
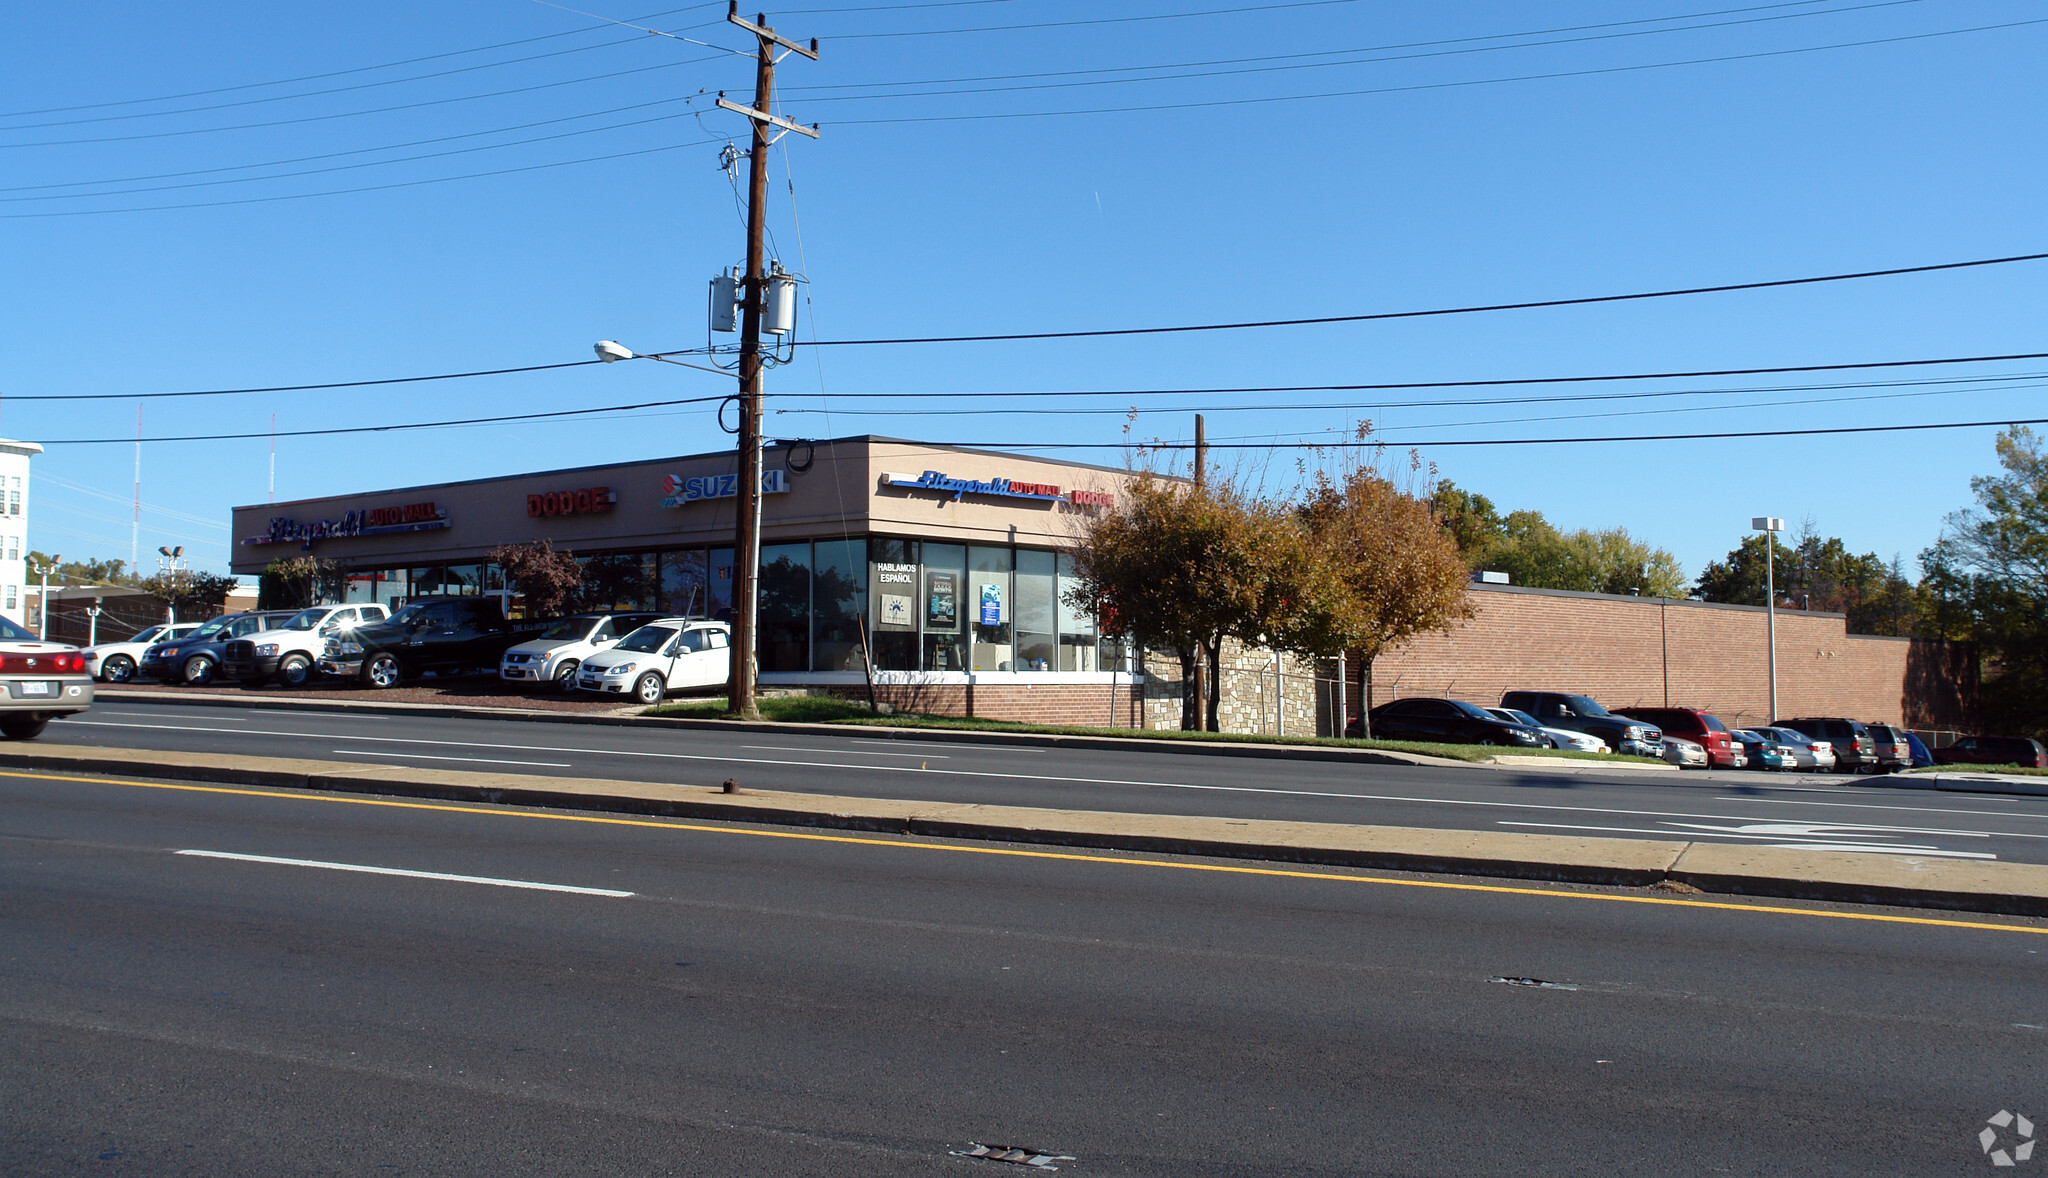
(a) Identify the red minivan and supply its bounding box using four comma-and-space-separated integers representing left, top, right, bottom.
1618, 707, 1748, 769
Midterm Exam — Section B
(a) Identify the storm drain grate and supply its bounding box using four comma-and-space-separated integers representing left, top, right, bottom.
950, 1142, 1077, 1169
1491, 976, 1579, 991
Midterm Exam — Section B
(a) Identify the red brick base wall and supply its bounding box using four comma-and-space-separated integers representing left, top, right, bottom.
819, 682, 1147, 727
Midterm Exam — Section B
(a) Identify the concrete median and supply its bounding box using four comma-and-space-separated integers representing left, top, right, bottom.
5, 742, 2046, 918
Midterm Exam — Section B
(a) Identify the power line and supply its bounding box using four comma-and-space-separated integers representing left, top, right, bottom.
833, 15, 2048, 124
823, 0, 1370, 39
974, 417, 2048, 450
21, 346, 2047, 404
37, 395, 729, 446
807, 254, 2048, 346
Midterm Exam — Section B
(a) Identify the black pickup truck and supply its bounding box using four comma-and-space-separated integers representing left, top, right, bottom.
319, 596, 551, 688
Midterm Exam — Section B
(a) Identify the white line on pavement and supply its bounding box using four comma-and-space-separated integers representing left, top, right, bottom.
1496, 821, 1998, 858
743, 744, 949, 759
61, 717, 2048, 837
330, 749, 573, 768
174, 849, 635, 895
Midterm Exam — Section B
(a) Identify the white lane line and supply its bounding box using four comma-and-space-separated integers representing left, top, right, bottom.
743, 744, 949, 759
331, 749, 573, 768
851, 739, 1008, 751
98, 710, 250, 721
174, 849, 634, 896
1495, 821, 1999, 859
58, 717, 2048, 834
1714, 795, 2048, 821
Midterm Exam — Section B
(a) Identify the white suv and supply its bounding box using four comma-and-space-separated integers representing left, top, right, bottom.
221, 604, 389, 687
576, 619, 731, 704
499, 612, 663, 690
81, 622, 202, 683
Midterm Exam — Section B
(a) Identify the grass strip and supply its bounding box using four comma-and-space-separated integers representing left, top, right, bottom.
641, 696, 1665, 765
1903, 763, 2048, 777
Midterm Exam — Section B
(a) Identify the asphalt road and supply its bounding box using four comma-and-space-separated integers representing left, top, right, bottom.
5, 765, 2046, 1176
39, 699, 2048, 865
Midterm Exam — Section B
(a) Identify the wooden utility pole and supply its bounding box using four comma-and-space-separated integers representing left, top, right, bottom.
716, 4, 817, 717
1191, 412, 1208, 730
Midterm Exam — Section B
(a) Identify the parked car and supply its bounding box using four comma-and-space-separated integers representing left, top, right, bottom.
1486, 706, 1609, 753
1775, 718, 1878, 774
1731, 729, 1796, 771
500, 611, 664, 691
1861, 723, 1914, 774
1662, 735, 1709, 769
1615, 707, 1745, 769
1932, 735, 2048, 769
321, 597, 552, 688
0, 616, 93, 739
1904, 730, 1934, 768
1497, 692, 1663, 757
79, 622, 201, 683
1365, 697, 1548, 748
576, 619, 733, 704
138, 611, 298, 686
221, 603, 390, 687
1755, 726, 1835, 772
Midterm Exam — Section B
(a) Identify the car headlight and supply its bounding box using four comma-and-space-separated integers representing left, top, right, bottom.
337, 640, 362, 655
1623, 725, 1645, 738
1514, 729, 1543, 744
254, 643, 280, 657
607, 663, 635, 674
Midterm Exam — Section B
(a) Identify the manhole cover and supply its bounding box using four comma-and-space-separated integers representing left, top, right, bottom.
950, 1142, 1077, 1170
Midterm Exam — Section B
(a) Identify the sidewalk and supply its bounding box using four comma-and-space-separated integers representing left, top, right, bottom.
8, 742, 2046, 920
1889, 770, 2048, 798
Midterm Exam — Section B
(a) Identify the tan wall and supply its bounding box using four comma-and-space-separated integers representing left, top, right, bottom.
1367, 584, 1963, 729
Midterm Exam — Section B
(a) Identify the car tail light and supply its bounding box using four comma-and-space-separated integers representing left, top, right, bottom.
1, 653, 83, 673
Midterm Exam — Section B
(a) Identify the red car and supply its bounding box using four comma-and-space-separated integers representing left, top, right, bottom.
1618, 707, 1747, 769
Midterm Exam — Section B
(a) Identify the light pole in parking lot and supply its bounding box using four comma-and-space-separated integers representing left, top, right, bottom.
1752, 517, 1785, 723
28, 553, 60, 640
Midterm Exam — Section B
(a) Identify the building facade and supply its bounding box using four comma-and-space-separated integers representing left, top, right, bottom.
0, 438, 42, 629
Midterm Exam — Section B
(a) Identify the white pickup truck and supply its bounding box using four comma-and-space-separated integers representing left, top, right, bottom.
220, 604, 389, 687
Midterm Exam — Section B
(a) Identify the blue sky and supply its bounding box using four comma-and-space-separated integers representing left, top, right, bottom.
4, 0, 2044, 583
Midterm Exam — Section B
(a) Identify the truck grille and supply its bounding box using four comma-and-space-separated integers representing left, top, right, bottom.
224, 641, 253, 660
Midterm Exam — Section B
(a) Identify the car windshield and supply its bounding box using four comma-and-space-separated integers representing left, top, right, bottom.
1450, 701, 1499, 721
1770, 729, 1812, 746
188, 616, 232, 640
387, 603, 431, 628
0, 616, 34, 642
542, 617, 599, 641
1564, 694, 1613, 718
1701, 714, 1728, 732
1499, 708, 1542, 727
129, 625, 166, 644
280, 608, 329, 631
612, 625, 676, 654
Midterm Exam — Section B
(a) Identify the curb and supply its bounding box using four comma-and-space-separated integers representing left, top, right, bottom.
92, 688, 1488, 771
1894, 772, 2048, 798
10, 744, 2048, 920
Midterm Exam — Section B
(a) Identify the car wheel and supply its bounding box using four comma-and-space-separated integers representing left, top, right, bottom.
0, 714, 50, 740
100, 654, 136, 683
1479, 737, 1498, 747
554, 660, 581, 691
182, 655, 217, 686
633, 672, 665, 705
276, 654, 313, 688
363, 654, 403, 689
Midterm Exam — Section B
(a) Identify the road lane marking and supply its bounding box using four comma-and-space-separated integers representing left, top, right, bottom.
743, 744, 949, 759
1497, 821, 1998, 858
5, 768, 2043, 937
65, 717, 2044, 834
1714, 795, 2048, 823
331, 749, 573, 768
174, 849, 634, 896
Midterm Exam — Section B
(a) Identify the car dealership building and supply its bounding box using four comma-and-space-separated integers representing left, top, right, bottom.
230, 436, 1154, 721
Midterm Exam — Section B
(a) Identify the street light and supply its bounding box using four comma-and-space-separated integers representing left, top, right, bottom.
28, 553, 61, 640
1751, 517, 1785, 723
156, 545, 186, 625
593, 341, 761, 716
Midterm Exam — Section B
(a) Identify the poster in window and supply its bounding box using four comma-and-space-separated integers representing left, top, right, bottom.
880, 593, 913, 628
926, 571, 958, 629
978, 581, 1003, 626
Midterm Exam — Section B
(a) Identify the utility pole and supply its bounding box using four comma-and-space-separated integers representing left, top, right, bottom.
1191, 413, 1207, 730
716, 5, 817, 718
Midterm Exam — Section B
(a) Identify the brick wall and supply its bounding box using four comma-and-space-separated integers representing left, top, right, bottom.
1360, 583, 1970, 730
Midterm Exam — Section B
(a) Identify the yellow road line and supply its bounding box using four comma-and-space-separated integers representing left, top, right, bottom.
8, 767, 2046, 936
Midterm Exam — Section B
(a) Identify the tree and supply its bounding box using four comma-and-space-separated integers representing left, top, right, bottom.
257, 556, 343, 611
1302, 458, 1474, 739
1694, 523, 1916, 634
143, 569, 238, 620
1064, 473, 1334, 731
1923, 426, 2048, 735
491, 540, 582, 618
1427, 485, 1685, 598
25, 553, 142, 587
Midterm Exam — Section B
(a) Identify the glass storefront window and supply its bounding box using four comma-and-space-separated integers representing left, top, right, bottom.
812, 538, 867, 672
578, 553, 655, 611
1056, 553, 1098, 671
920, 542, 966, 672
758, 542, 810, 673
968, 546, 1014, 671
709, 548, 735, 621
1015, 549, 1056, 672
868, 537, 919, 671
661, 549, 710, 617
